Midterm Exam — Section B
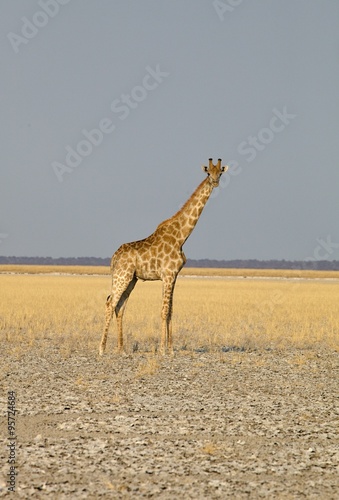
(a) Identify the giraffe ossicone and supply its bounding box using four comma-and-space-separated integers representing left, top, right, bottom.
99, 158, 228, 356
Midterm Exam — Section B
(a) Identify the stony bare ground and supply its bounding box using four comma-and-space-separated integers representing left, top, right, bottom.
1, 342, 338, 499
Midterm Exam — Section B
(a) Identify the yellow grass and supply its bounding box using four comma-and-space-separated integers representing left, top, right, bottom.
0, 272, 338, 354
0, 264, 109, 275
1, 264, 339, 280
181, 267, 339, 280
200, 442, 219, 455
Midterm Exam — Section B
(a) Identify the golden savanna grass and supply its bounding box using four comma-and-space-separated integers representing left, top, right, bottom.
1, 264, 339, 279
0, 270, 338, 354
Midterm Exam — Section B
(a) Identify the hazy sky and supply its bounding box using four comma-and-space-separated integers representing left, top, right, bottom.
1, 0, 339, 261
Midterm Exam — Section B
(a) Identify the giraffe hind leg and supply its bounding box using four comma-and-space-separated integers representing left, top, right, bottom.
99, 294, 113, 356
99, 271, 137, 356
115, 276, 137, 352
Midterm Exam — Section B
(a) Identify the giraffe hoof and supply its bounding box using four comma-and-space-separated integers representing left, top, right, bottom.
116, 347, 128, 356
159, 346, 174, 356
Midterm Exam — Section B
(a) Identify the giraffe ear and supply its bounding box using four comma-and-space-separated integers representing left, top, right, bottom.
221, 166, 228, 173
202, 165, 208, 173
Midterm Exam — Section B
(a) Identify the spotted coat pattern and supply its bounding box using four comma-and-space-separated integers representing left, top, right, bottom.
99, 159, 227, 355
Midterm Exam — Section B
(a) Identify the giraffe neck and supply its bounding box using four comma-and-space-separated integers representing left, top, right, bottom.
164, 177, 213, 245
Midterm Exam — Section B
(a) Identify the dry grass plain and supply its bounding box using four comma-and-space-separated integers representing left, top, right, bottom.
1, 268, 339, 498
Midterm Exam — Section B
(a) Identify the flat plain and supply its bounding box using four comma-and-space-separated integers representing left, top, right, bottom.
0, 268, 338, 498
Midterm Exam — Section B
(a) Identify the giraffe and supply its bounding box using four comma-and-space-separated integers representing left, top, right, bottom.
99, 158, 228, 356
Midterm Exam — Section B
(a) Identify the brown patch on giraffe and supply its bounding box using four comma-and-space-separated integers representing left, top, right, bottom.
169, 249, 178, 260
163, 243, 172, 255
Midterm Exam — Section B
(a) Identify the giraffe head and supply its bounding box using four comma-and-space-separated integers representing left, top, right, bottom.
202, 158, 228, 187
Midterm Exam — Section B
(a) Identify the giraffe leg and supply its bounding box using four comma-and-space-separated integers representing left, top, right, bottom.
160, 275, 177, 355
99, 294, 114, 356
164, 278, 176, 355
115, 276, 137, 352
167, 288, 175, 355
99, 271, 136, 356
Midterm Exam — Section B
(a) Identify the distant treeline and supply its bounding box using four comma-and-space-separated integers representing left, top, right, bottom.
186, 259, 339, 270
1, 256, 339, 270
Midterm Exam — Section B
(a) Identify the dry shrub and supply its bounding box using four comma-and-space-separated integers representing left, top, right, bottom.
200, 442, 219, 455
135, 356, 160, 378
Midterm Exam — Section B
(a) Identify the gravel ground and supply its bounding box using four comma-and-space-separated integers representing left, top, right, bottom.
1, 342, 338, 499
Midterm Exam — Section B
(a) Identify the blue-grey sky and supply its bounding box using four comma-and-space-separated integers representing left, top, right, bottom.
1, 0, 339, 261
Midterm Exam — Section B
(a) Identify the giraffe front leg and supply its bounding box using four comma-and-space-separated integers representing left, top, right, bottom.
160, 310, 174, 356
160, 276, 176, 355
167, 316, 174, 356
167, 287, 175, 356
160, 314, 168, 355
99, 295, 113, 356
